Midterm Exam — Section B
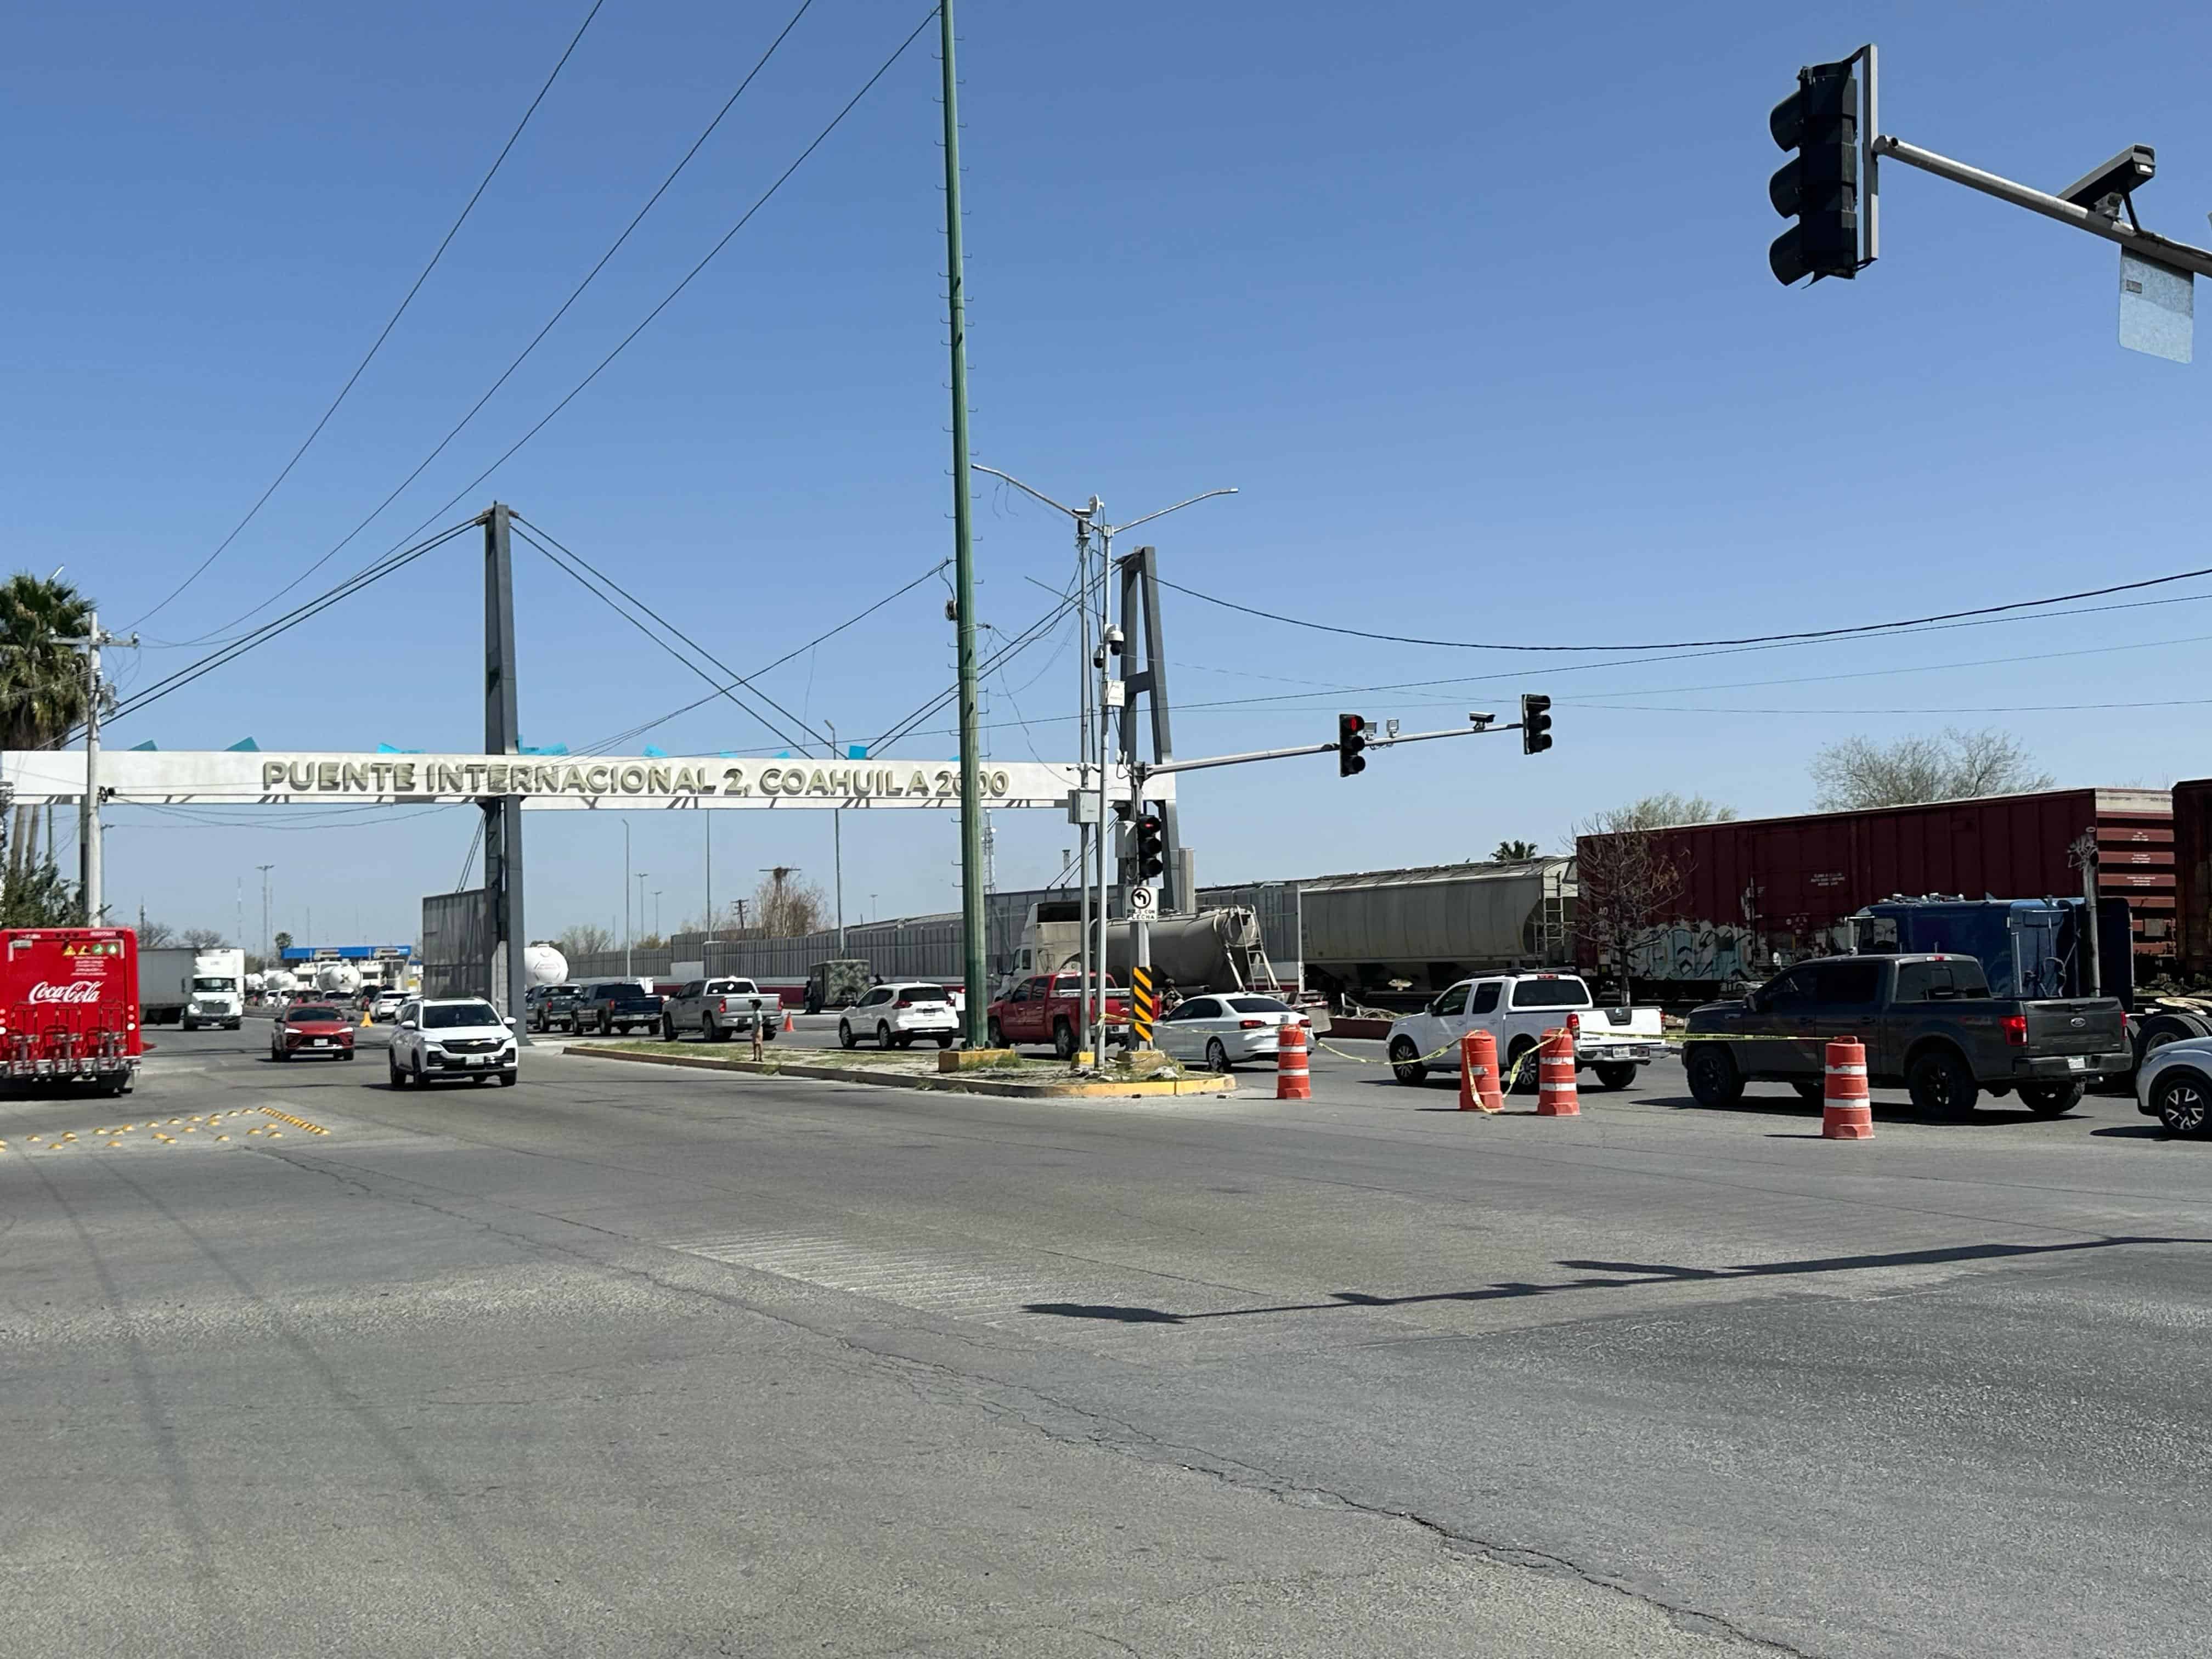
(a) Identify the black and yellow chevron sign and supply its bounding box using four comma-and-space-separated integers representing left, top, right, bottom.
1131, 965, 1155, 1043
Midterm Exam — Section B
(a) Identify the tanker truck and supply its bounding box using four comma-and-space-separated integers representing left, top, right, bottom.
1006, 903, 1280, 1000
314, 962, 364, 1000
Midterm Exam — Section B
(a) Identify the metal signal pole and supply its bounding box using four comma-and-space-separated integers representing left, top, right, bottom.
939, 0, 988, 1047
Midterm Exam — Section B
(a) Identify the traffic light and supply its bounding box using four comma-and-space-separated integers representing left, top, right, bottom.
1133, 809, 1166, 879
1521, 694, 1552, 755
1768, 59, 1862, 285
1338, 713, 1368, 778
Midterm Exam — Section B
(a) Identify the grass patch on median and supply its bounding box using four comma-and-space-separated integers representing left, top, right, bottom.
588, 1039, 1124, 1079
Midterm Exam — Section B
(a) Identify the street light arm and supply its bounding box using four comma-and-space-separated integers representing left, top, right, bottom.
1110, 487, 1238, 536
972, 464, 1086, 521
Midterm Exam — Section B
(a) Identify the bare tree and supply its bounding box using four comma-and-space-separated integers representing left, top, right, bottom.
754, 867, 830, 938
1809, 727, 2053, 811
556, 923, 616, 958
181, 927, 227, 950
1570, 795, 1733, 1001
137, 918, 177, 947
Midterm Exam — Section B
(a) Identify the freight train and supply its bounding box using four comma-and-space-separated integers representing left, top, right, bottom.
1574, 785, 2190, 1002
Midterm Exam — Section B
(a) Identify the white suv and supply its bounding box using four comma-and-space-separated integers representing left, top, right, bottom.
839, 981, 961, 1050
388, 998, 519, 1088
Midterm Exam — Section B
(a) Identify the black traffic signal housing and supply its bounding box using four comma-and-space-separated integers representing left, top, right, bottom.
1768, 59, 1861, 285
1521, 694, 1552, 755
1133, 808, 1166, 879
1338, 713, 1368, 777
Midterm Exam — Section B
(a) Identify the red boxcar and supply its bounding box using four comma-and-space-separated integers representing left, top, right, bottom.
1576, 788, 2173, 994
0, 928, 143, 1094
2174, 779, 2212, 979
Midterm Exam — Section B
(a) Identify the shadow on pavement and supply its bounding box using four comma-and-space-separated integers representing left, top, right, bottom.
1021, 1234, 2210, 1325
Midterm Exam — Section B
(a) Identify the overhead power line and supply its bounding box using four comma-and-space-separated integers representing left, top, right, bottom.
511, 520, 819, 751
108, 518, 479, 727
127, 0, 608, 633
1154, 561, 2212, 653
581, 557, 952, 755
188, 0, 822, 648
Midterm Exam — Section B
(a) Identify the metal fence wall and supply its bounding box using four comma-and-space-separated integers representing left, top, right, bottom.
421, 890, 494, 1001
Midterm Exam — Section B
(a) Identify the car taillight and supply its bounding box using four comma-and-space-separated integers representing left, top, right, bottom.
716, 999, 727, 1013
1239, 1019, 1266, 1029
896, 998, 913, 1008
2001, 1014, 2028, 1046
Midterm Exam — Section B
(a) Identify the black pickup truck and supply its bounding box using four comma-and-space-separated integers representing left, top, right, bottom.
580, 979, 664, 1036
1683, 953, 2129, 1119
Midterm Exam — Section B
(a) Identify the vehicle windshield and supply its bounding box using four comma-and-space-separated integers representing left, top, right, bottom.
900, 988, 947, 1002
193, 977, 238, 992
424, 1002, 503, 1030
548, 985, 584, 1000
1226, 996, 1294, 1014
289, 1006, 343, 1023
1052, 975, 1120, 992
1509, 977, 1590, 1009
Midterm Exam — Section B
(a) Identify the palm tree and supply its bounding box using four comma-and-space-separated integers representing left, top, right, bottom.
0, 572, 93, 879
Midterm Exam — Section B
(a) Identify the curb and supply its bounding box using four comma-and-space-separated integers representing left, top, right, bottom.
563, 1043, 1240, 1099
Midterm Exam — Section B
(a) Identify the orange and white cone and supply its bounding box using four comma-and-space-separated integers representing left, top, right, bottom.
1276, 1022, 1312, 1101
1459, 1029, 1502, 1113
1822, 1037, 1874, 1140
782, 1009, 794, 1034
1535, 1027, 1580, 1117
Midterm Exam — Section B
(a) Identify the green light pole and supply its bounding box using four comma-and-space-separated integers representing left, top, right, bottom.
939, 0, 986, 1045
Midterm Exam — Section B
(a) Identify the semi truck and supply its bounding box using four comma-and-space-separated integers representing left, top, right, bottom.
137, 945, 245, 1029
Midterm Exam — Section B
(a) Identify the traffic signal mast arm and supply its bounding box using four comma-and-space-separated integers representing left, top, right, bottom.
1137, 716, 1521, 781
1871, 134, 2212, 280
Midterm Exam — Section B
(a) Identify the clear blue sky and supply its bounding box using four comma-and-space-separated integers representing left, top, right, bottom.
7, 0, 2210, 947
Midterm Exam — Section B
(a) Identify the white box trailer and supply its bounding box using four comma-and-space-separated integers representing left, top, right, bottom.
136, 945, 244, 1028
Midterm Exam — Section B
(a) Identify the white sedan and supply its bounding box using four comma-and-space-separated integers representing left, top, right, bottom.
2136, 1032, 2212, 1136
1155, 993, 1310, 1071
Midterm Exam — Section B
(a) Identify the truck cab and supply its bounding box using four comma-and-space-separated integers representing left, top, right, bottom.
183, 949, 246, 1031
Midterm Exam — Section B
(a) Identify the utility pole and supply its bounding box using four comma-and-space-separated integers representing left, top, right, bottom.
624, 821, 633, 976
50, 610, 137, 925
2069, 830, 2103, 998
939, 0, 986, 1047
704, 813, 713, 961
258, 864, 274, 962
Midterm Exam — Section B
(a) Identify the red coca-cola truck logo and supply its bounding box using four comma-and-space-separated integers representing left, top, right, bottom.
27, 979, 103, 1005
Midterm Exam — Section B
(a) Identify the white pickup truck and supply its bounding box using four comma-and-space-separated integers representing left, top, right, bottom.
661, 977, 781, 1043
1385, 970, 1664, 1091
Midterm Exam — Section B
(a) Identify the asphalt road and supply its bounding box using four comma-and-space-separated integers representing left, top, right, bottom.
5, 1015, 2207, 1658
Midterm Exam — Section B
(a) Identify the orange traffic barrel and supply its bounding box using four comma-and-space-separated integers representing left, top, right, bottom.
1535, 1026, 1580, 1117
1822, 1038, 1874, 1140
1276, 1022, 1312, 1100
1459, 1030, 1502, 1113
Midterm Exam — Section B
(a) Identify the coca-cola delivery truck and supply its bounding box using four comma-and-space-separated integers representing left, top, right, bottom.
0, 928, 142, 1096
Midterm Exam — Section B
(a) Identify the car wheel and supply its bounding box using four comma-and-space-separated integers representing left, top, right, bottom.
1387, 1037, 1428, 1085
389, 1055, 408, 1088
987, 1018, 1006, 1049
1593, 1062, 1638, 1092
1507, 1039, 1541, 1095
1205, 1039, 1232, 1074
599, 1012, 611, 1036
703, 1014, 721, 1043
340, 1049, 355, 1062
936, 1035, 955, 1049
411, 1053, 429, 1090
471, 1074, 488, 1086
878, 1022, 894, 1049
838, 1021, 856, 1051
661, 1015, 676, 1042
1791, 1078, 1826, 1103
1684, 1043, 1743, 1108
2152, 1070, 2212, 1135
1053, 1020, 1075, 1061
498, 1070, 518, 1088
1907, 1047, 1978, 1120
2016, 1080, 2084, 1117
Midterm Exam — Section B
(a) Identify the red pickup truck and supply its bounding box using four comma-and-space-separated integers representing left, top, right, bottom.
986, 973, 1130, 1059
